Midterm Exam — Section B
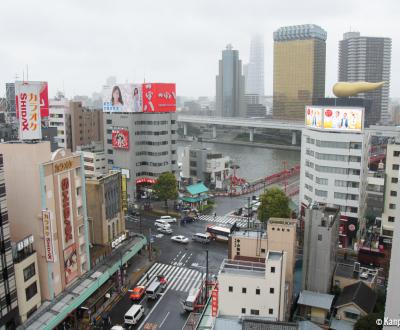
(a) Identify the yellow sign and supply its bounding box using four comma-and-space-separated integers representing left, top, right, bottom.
54, 160, 73, 173
122, 175, 128, 211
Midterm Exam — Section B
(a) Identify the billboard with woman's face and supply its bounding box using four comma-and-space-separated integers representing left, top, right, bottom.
102, 84, 142, 112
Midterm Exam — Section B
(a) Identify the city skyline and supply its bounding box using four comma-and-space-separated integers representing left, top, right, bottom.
0, 0, 399, 99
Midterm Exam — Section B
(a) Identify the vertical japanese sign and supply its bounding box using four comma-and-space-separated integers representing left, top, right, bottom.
59, 174, 75, 249
42, 210, 55, 262
15, 81, 42, 139
121, 174, 128, 211
211, 289, 218, 317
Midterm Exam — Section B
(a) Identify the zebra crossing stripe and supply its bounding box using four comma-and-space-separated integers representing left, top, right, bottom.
174, 268, 192, 291
183, 271, 201, 292
169, 267, 185, 289
191, 272, 204, 290
165, 266, 181, 287
178, 269, 197, 292
137, 263, 161, 285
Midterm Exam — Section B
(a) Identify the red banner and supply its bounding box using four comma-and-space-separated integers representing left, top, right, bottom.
112, 129, 129, 150
136, 177, 156, 184
211, 289, 218, 317
142, 83, 176, 112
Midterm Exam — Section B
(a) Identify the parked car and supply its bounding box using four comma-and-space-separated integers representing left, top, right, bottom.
171, 235, 189, 244
181, 216, 196, 224
157, 226, 173, 234
129, 286, 146, 301
157, 215, 177, 223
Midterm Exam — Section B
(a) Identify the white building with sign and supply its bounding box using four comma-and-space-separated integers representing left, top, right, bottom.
300, 106, 369, 248
0, 141, 90, 301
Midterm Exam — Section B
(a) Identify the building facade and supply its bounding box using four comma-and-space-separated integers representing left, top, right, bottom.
339, 32, 392, 125
86, 171, 126, 247
302, 205, 339, 293
0, 153, 19, 329
273, 24, 327, 120
0, 142, 90, 301
76, 143, 107, 178
218, 251, 286, 321
245, 35, 265, 97
5, 83, 16, 123
216, 44, 246, 117
12, 236, 41, 323
299, 121, 368, 248
103, 112, 178, 200
49, 97, 72, 150
380, 141, 400, 239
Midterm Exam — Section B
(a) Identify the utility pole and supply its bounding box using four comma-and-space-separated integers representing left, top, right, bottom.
205, 250, 209, 300
148, 228, 152, 261
247, 196, 251, 229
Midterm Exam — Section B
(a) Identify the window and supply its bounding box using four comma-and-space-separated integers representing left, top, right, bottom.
107, 139, 112, 144
107, 149, 113, 155
391, 191, 397, 197
256, 288, 260, 295
305, 171, 314, 180
394, 151, 400, 157
270, 288, 274, 294
318, 234, 322, 241
261, 248, 265, 253
228, 286, 233, 292
27, 306, 37, 319
392, 177, 398, 183
242, 288, 246, 294
269, 308, 273, 315
271, 267, 275, 273
393, 164, 400, 171
25, 282, 38, 301
108, 159, 114, 165
344, 311, 359, 320
106, 119, 112, 124
388, 216, 395, 223
316, 177, 328, 185
241, 308, 246, 314
389, 204, 396, 210
315, 189, 328, 197
250, 309, 259, 316
23, 263, 36, 282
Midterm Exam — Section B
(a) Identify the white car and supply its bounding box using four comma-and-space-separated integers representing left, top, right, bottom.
171, 235, 189, 244
158, 215, 177, 223
157, 226, 173, 234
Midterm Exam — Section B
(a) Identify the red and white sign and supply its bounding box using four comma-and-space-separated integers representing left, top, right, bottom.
112, 128, 129, 150
42, 210, 55, 262
60, 176, 74, 248
15, 81, 42, 140
136, 177, 156, 184
211, 289, 218, 317
142, 83, 176, 112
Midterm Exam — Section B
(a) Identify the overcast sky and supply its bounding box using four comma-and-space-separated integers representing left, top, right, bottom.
0, 0, 398, 99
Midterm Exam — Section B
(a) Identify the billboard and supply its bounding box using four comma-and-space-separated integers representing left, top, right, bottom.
15, 81, 43, 139
60, 175, 75, 249
15, 81, 49, 117
102, 83, 142, 112
112, 128, 129, 150
305, 106, 363, 132
211, 289, 218, 317
122, 175, 128, 211
42, 210, 55, 262
142, 83, 176, 112
64, 244, 78, 284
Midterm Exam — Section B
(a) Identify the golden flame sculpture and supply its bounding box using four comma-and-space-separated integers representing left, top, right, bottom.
333, 81, 385, 97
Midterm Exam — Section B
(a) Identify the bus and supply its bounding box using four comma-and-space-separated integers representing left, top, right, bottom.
206, 223, 238, 242
183, 288, 200, 312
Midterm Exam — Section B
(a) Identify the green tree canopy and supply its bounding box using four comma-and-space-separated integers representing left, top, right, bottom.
153, 172, 178, 207
257, 187, 291, 222
354, 312, 383, 330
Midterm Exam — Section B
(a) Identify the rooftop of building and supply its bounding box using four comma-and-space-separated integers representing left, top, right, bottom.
268, 218, 297, 226
334, 262, 378, 283
231, 230, 267, 240
86, 171, 120, 183
334, 281, 377, 314
273, 24, 327, 42
298, 290, 334, 310
268, 251, 283, 261
219, 258, 266, 278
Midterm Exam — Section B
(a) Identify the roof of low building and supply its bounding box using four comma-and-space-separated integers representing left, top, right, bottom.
334, 281, 377, 314
298, 290, 334, 310
186, 182, 209, 195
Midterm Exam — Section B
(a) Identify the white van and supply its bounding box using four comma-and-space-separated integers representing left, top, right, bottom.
146, 281, 162, 299
154, 219, 172, 229
124, 304, 144, 325
192, 233, 211, 244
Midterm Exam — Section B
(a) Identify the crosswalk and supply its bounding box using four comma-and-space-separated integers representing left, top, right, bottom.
136, 262, 205, 293
198, 215, 248, 228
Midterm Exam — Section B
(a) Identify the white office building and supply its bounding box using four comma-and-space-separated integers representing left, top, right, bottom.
49, 96, 71, 150
300, 108, 369, 248
380, 140, 400, 239
218, 251, 287, 321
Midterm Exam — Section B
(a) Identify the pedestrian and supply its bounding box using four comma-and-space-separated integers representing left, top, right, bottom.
146, 273, 150, 282
214, 212, 217, 220
108, 315, 111, 326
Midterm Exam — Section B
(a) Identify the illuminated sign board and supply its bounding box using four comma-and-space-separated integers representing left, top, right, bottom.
112, 129, 129, 150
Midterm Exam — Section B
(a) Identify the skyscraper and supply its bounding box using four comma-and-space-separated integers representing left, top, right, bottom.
245, 35, 265, 97
5, 83, 16, 122
339, 32, 392, 125
273, 24, 327, 120
216, 44, 246, 117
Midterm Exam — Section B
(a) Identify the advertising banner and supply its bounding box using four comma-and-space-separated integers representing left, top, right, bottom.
42, 210, 55, 262
64, 244, 78, 284
142, 83, 176, 112
60, 174, 75, 249
15, 81, 49, 118
112, 128, 129, 150
122, 175, 128, 211
305, 106, 363, 132
211, 289, 218, 317
136, 177, 156, 184
102, 84, 142, 112
15, 81, 42, 140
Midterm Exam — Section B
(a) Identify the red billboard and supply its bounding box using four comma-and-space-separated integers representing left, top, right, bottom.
136, 178, 156, 184
142, 83, 176, 112
112, 129, 129, 150
16, 81, 49, 118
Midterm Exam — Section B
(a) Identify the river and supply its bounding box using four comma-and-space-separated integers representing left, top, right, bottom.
178, 141, 301, 181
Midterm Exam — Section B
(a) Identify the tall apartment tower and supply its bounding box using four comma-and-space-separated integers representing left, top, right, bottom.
246, 35, 265, 97
302, 204, 339, 293
216, 44, 246, 117
5, 83, 16, 123
339, 32, 392, 125
0, 154, 19, 329
273, 24, 327, 120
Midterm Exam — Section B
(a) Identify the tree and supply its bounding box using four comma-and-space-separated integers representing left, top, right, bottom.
257, 187, 291, 222
153, 172, 178, 211
354, 312, 383, 330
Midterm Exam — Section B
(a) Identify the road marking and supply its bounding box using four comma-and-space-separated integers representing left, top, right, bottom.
159, 312, 170, 328
177, 253, 187, 265
176, 269, 194, 292
183, 271, 201, 292
169, 267, 185, 289
174, 268, 191, 291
